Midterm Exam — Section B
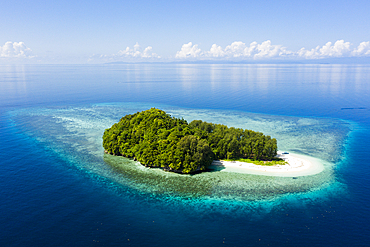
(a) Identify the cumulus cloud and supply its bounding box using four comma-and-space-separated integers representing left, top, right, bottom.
0, 41, 34, 58
352, 41, 370, 56
175, 40, 370, 60
208, 44, 224, 57
115, 42, 160, 58
89, 42, 160, 62
297, 40, 352, 59
175, 42, 202, 58
175, 40, 292, 60
253, 40, 292, 58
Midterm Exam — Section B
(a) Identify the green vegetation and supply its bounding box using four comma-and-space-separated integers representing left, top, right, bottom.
103, 108, 278, 173
223, 158, 287, 166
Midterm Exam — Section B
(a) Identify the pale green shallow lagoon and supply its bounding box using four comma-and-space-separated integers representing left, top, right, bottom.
11, 102, 352, 202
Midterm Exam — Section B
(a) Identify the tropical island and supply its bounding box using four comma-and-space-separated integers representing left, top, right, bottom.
103, 108, 282, 174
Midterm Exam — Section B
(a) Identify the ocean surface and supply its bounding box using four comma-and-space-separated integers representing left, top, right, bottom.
1, 64, 369, 246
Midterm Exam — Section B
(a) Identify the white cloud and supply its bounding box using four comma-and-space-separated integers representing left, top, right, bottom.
298, 40, 352, 59
352, 41, 370, 56
320, 40, 351, 57
223, 41, 248, 57
116, 42, 160, 58
176, 40, 292, 60
207, 44, 224, 57
254, 40, 291, 59
3, 39, 370, 64
133, 42, 140, 51
0, 41, 34, 58
89, 42, 160, 62
175, 40, 370, 61
175, 42, 202, 58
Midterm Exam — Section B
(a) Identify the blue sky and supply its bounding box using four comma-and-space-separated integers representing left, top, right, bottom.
1, 0, 370, 63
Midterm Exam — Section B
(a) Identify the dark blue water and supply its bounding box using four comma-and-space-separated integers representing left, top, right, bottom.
1, 64, 370, 246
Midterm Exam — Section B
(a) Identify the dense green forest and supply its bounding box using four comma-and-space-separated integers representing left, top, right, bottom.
103, 108, 277, 174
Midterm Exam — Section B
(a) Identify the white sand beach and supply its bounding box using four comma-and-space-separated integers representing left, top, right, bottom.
210, 151, 325, 177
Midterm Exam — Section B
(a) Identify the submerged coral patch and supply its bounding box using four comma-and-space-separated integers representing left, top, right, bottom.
10, 102, 351, 202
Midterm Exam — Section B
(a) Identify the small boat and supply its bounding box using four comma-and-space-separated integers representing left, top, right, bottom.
282, 152, 289, 154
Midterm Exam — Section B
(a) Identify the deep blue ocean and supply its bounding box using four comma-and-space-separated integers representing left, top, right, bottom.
1, 64, 370, 246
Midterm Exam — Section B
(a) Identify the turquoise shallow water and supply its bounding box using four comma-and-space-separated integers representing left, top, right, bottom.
9, 103, 350, 203
1, 64, 370, 246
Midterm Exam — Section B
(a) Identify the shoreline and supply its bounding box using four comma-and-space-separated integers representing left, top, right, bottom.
106, 150, 326, 177
210, 151, 325, 177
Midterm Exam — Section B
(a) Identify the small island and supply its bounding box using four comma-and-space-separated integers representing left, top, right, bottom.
103, 108, 280, 174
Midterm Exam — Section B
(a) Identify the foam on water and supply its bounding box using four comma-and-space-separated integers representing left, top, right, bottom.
9, 102, 352, 211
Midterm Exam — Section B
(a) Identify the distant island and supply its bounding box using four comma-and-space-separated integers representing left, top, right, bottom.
103, 108, 278, 174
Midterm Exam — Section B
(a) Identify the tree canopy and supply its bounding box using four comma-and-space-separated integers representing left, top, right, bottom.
103, 108, 277, 174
